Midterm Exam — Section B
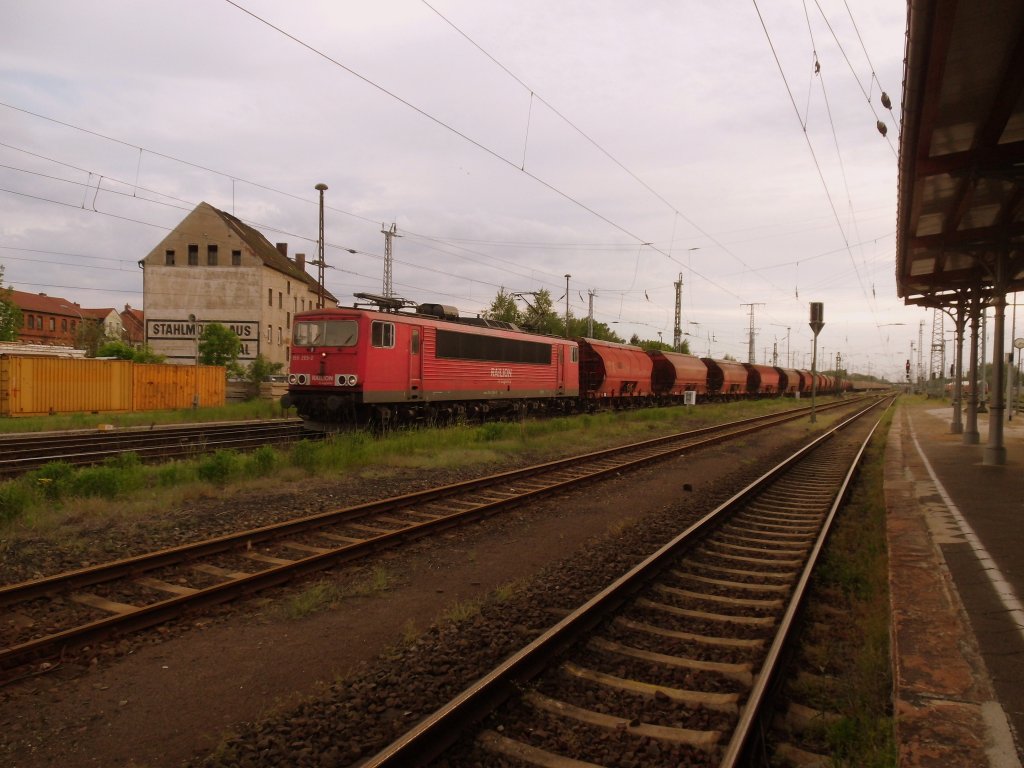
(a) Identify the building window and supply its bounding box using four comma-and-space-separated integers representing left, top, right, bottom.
207, 244, 218, 265
286, 281, 290, 295
286, 312, 291, 329
188, 244, 198, 266
62, 319, 68, 331
293, 297, 297, 313
266, 324, 272, 342
278, 291, 283, 309
231, 250, 241, 266
268, 289, 273, 307
49, 317, 56, 331
165, 249, 175, 266
277, 327, 283, 345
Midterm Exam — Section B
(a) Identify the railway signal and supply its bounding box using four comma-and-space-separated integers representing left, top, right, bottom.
809, 302, 824, 422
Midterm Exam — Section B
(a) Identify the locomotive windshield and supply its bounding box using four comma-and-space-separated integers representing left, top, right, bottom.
293, 319, 358, 347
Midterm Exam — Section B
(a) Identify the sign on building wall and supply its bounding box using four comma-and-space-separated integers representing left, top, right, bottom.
146, 319, 261, 360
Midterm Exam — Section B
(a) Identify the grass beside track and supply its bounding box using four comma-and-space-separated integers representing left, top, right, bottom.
0, 400, 290, 434
782, 403, 895, 765
0, 396, 838, 535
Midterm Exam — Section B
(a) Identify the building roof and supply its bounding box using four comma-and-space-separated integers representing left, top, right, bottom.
205, 203, 338, 304
121, 305, 145, 343
8, 290, 84, 317
895, 0, 1024, 304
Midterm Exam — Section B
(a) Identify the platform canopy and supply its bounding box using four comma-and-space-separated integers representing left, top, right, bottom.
896, 0, 1024, 304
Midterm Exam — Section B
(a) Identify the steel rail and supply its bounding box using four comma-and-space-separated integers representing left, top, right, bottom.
360, 397, 891, 767
0, 420, 311, 476
718, 397, 894, 766
0, 399, 856, 604
0, 398, 868, 673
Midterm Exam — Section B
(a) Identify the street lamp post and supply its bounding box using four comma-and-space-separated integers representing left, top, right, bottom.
315, 183, 328, 309
189, 313, 199, 409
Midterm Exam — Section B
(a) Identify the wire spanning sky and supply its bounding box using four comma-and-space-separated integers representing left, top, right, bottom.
1, 0, 920, 379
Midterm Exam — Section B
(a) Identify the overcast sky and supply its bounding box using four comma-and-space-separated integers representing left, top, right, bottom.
1, 0, 928, 379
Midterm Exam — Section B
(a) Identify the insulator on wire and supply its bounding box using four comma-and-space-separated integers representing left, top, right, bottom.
876, 120, 888, 137
881, 91, 892, 109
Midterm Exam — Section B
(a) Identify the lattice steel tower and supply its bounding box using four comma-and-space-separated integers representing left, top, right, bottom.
929, 308, 945, 380
381, 223, 400, 298
673, 273, 683, 351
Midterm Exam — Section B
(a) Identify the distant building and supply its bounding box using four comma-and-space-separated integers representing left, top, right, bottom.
139, 202, 335, 369
121, 304, 145, 346
6, 290, 94, 346
83, 307, 125, 341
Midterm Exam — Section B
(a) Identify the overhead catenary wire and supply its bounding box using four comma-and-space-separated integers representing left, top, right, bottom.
0, 5, 906, 353
751, 0, 876, 328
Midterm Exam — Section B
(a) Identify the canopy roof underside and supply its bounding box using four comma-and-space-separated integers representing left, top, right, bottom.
896, 0, 1024, 304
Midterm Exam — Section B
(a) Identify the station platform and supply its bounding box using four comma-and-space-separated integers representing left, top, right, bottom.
885, 400, 1024, 767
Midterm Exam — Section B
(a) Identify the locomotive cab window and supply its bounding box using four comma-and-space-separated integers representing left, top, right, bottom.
371, 320, 395, 349
571, 347, 578, 363
294, 319, 358, 347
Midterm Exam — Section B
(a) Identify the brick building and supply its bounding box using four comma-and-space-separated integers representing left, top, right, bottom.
6, 290, 111, 346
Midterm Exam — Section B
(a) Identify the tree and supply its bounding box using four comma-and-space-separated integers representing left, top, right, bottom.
244, 354, 283, 383
0, 265, 22, 342
520, 289, 560, 335
198, 322, 242, 367
96, 340, 166, 363
237, 354, 285, 400
483, 288, 521, 325
75, 319, 108, 356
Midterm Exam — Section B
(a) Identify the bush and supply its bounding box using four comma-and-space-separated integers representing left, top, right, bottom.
71, 466, 124, 499
246, 445, 278, 477
289, 440, 321, 473
196, 450, 241, 485
28, 461, 76, 501
157, 463, 190, 487
0, 482, 34, 524
103, 451, 141, 470
476, 422, 509, 443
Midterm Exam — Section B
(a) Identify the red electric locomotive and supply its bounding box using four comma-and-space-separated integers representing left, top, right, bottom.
283, 294, 579, 425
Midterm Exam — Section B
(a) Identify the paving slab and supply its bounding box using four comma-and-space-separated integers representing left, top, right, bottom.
886, 400, 1023, 767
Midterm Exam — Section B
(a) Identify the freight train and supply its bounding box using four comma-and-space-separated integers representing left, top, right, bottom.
282, 295, 850, 426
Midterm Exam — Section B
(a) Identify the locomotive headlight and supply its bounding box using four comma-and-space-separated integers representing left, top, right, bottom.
347, 374, 358, 386
296, 374, 309, 385
288, 374, 297, 384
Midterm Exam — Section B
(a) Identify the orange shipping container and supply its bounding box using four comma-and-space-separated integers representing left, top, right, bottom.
0, 356, 226, 417
132, 363, 225, 411
0, 355, 133, 416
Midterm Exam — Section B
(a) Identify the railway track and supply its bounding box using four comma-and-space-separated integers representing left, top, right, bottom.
0, 419, 314, 476
0, 397, 869, 679
361, 397, 892, 767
